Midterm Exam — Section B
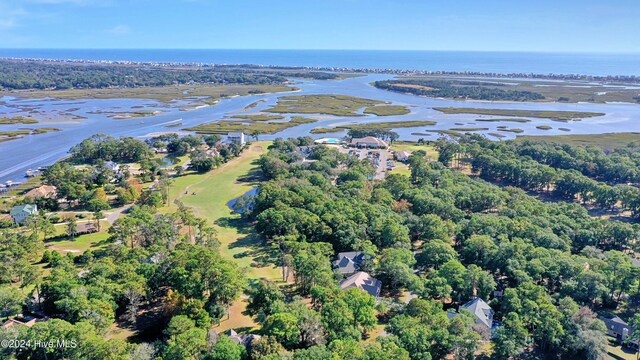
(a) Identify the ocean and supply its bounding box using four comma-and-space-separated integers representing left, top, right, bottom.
0, 49, 639, 76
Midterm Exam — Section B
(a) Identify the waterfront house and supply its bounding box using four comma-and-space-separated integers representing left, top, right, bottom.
339, 271, 382, 298
227, 132, 246, 146
10, 204, 38, 224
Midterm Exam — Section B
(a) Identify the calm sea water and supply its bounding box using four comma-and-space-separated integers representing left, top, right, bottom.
1, 49, 639, 76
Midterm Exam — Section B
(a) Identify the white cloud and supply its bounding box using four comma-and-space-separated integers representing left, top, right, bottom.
107, 24, 130, 35
0, 2, 28, 29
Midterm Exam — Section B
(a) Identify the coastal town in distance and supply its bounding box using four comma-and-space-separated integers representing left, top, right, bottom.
1, 1, 640, 360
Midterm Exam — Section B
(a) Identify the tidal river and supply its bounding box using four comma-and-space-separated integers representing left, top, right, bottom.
1, 74, 639, 183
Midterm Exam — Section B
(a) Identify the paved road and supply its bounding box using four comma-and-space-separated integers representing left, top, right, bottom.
105, 205, 132, 225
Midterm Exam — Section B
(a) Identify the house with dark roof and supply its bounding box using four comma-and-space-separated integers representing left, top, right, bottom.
460, 298, 494, 330
10, 204, 38, 225
339, 271, 382, 298
333, 251, 370, 275
601, 315, 638, 348
228, 329, 261, 348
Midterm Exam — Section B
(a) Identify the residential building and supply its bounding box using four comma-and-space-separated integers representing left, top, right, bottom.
460, 298, 494, 331
350, 136, 389, 149
228, 329, 261, 348
333, 251, 370, 275
601, 315, 638, 348
23, 185, 57, 199
105, 161, 120, 173
395, 150, 412, 162
10, 204, 38, 224
339, 271, 382, 298
227, 132, 246, 146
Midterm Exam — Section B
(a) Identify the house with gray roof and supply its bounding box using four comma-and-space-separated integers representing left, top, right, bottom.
460, 298, 494, 330
339, 271, 382, 298
333, 251, 370, 275
10, 204, 38, 225
228, 329, 261, 348
601, 315, 638, 348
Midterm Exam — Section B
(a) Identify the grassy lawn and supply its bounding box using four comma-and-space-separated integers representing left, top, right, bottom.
390, 141, 438, 159
46, 224, 111, 254
515, 132, 640, 149
389, 141, 438, 176
160, 141, 280, 331
606, 337, 638, 360
433, 107, 605, 121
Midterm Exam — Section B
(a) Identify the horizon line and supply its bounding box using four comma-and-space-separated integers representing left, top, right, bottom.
1, 48, 640, 55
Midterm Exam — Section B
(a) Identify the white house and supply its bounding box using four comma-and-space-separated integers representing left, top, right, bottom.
105, 161, 120, 173
227, 132, 246, 146
10, 204, 38, 225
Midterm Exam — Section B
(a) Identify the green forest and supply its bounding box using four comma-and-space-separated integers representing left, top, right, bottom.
374, 79, 545, 101
0, 60, 339, 90
1, 134, 639, 359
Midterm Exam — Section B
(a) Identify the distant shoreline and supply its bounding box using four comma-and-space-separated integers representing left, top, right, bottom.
1, 55, 639, 83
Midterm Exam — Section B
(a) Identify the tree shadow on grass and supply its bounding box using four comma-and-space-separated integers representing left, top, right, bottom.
237, 166, 265, 183
216, 216, 279, 269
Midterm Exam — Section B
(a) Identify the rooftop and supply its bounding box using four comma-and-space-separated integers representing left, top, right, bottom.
461, 298, 494, 329
339, 271, 381, 297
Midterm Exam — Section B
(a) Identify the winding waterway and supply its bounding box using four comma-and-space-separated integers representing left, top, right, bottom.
1, 74, 639, 183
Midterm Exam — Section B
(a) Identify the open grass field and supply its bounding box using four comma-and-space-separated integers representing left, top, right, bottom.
389, 141, 438, 176
363, 105, 411, 116
1, 83, 295, 103
46, 230, 111, 254
433, 107, 605, 121
310, 120, 437, 134
160, 141, 281, 331
515, 132, 640, 149
265, 94, 385, 116
185, 116, 316, 135
0, 116, 39, 125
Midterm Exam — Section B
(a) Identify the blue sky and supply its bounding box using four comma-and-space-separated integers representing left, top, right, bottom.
0, 0, 639, 52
